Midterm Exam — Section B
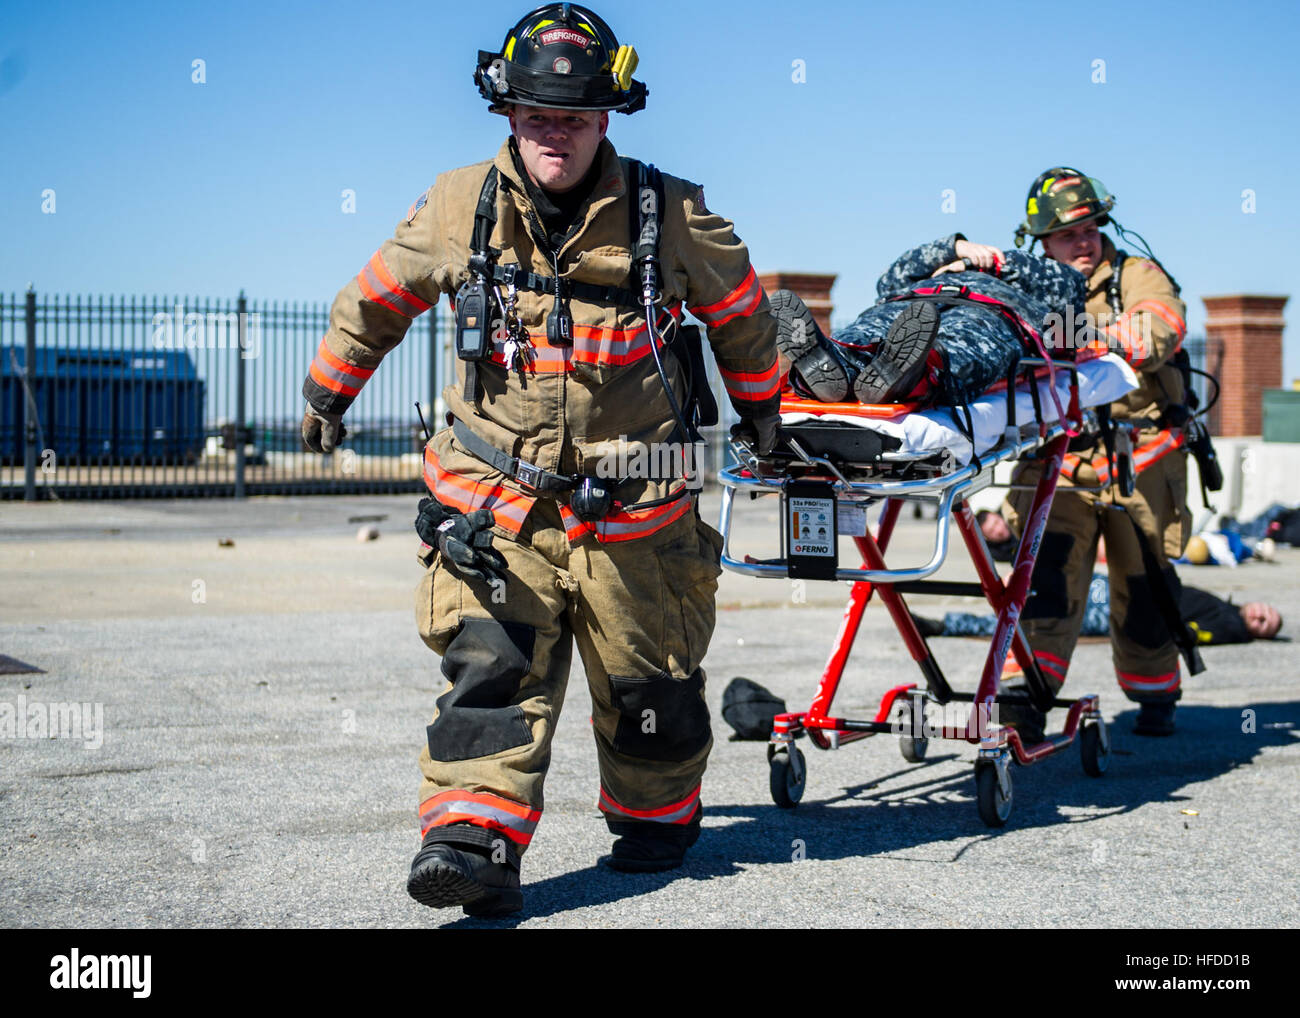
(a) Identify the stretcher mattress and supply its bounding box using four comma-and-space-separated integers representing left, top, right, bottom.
779, 353, 1138, 462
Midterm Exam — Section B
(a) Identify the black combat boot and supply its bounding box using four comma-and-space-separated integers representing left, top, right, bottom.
604, 805, 702, 873
407, 825, 523, 917
853, 301, 940, 403
770, 289, 860, 402
1133, 701, 1176, 736
909, 612, 946, 638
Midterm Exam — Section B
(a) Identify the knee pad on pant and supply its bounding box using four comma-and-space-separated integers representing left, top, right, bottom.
426, 617, 536, 762
607, 668, 711, 762
1022, 531, 1075, 621
1120, 570, 1180, 651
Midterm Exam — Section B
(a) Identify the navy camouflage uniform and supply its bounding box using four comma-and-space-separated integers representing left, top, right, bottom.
831, 234, 1088, 406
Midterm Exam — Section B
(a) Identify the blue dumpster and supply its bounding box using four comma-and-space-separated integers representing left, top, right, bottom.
0, 346, 206, 464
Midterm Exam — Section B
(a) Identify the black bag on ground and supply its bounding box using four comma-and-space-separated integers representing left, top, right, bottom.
720, 677, 786, 741
1267, 508, 1300, 547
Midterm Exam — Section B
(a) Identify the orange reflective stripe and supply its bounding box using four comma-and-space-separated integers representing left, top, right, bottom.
688, 266, 763, 328
593, 491, 693, 543
357, 251, 433, 318
480, 307, 683, 373
558, 489, 693, 544
1115, 668, 1181, 694
1063, 429, 1184, 485
487, 342, 572, 373
719, 361, 780, 402
1034, 650, 1067, 683
598, 784, 700, 824
1127, 299, 1186, 340
1063, 451, 1109, 484
308, 338, 374, 396
422, 447, 533, 534
571, 305, 682, 366
419, 790, 541, 845
556, 505, 593, 543
1132, 430, 1184, 472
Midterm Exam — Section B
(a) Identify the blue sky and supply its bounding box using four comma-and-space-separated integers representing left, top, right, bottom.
3, 0, 1299, 380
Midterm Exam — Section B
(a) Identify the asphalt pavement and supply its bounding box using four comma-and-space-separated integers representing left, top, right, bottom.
1, 490, 1297, 928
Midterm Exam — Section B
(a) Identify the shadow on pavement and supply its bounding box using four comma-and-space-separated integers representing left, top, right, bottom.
441, 700, 1297, 924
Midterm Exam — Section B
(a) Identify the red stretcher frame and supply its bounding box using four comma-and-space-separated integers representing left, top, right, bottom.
720, 372, 1112, 826
772, 435, 1095, 755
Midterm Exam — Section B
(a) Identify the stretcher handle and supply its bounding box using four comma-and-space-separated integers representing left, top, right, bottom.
727, 435, 855, 492
716, 480, 959, 584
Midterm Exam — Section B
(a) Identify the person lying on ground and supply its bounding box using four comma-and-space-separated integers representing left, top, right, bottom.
912, 572, 1282, 645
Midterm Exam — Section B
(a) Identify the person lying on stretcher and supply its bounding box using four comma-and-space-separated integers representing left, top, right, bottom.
772, 235, 1089, 406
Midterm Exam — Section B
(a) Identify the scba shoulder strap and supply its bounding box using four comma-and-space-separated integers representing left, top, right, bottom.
1107, 249, 1127, 316
467, 161, 662, 310
463, 157, 715, 435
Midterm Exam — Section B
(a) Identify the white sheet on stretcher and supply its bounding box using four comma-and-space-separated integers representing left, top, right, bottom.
780, 353, 1139, 461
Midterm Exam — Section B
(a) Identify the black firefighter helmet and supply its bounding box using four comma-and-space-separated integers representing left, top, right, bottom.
474, 3, 647, 115
1015, 167, 1115, 247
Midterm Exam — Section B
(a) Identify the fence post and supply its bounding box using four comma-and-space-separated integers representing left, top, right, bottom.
235, 291, 247, 498
428, 304, 438, 433
23, 287, 37, 501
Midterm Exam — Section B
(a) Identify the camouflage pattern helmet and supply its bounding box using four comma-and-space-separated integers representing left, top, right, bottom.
1015, 167, 1115, 247
474, 4, 647, 115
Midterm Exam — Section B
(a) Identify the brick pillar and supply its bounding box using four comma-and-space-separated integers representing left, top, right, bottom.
1202, 295, 1287, 436
757, 272, 837, 336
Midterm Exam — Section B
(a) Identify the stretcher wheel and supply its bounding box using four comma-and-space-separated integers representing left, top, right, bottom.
899, 732, 928, 763
975, 761, 1013, 827
769, 746, 805, 808
1079, 720, 1110, 777
897, 701, 928, 763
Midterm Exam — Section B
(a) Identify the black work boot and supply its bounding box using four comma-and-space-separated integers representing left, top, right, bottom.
1133, 701, 1176, 736
770, 289, 857, 402
997, 683, 1047, 746
605, 805, 702, 873
854, 301, 940, 403
407, 826, 523, 917
909, 612, 946, 638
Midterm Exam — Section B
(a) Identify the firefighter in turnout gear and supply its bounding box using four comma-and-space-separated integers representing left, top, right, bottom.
1003, 168, 1194, 740
300, 4, 780, 917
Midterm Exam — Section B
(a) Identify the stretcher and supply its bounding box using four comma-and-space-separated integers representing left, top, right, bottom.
718, 351, 1139, 826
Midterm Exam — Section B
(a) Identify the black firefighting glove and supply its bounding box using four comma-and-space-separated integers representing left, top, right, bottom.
730, 412, 781, 456
301, 403, 347, 453
415, 497, 508, 586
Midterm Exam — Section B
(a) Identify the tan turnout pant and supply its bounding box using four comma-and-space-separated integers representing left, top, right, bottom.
412, 497, 722, 855
1004, 441, 1191, 704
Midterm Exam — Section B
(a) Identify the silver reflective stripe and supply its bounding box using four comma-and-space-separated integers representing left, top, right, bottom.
360, 262, 425, 318
600, 787, 699, 824
593, 492, 690, 538
720, 367, 778, 397
421, 459, 533, 530
420, 799, 538, 837
312, 354, 368, 391
692, 272, 761, 326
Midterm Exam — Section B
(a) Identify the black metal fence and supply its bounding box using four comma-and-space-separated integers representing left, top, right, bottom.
1, 290, 444, 499
7, 285, 1195, 501
1, 289, 740, 500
